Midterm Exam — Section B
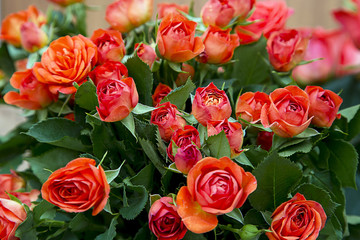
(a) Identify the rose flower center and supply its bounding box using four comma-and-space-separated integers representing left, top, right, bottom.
204, 91, 223, 106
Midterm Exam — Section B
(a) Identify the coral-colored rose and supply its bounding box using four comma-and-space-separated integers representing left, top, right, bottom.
167, 125, 201, 162
176, 63, 195, 87
4, 69, 56, 110
333, 6, 360, 49
267, 29, 309, 72
266, 193, 327, 240
174, 144, 202, 174
260, 86, 312, 138
158, 3, 189, 19
235, 0, 293, 44
192, 82, 232, 126
33, 35, 98, 94
41, 158, 110, 216
88, 60, 128, 86
152, 83, 172, 106
256, 131, 274, 151
135, 43, 157, 69
90, 28, 126, 64
305, 86, 343, 128
0, 198, 27, 240
150, 102, 186, 142
156, 13, 205, 63
0, 171, 24, 195
0, 5, 46, 47
207, 119, 244, 158
20, 22, 48, 53
197, 26, 239, 64
176, 157, 257, 233
201, 0, 255, 28
48, 0, 83, 7
106, 0, 153, 33
96, 78, 139, 122
149, 197, 187, 240
236, 91, 270, 124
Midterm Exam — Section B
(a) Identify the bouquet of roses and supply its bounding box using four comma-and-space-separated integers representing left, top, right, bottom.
0, 0, 359, 239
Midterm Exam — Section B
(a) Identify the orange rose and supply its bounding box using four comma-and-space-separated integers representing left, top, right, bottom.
135, 43, 157, 69
4, 69, 57, 110
0, 198, 27, 240
48, 0, 83, 7
197, 26, 239, 64
157, 3, 189, 19
305, 86, 343, 128
266, 193, 327, 240
152, 83, 172, 106
96, 78, 139, 122
88, 60, 128, 86
33, 35, 98, 94
192, 82, 232, 126
41, 158, 110, 216
236, 91, 270, 124
156, 13, 205, 63
176, 157, 257, 233
175, 63, 195, 87
260, 86, 312, 138
90, 28, 126, 64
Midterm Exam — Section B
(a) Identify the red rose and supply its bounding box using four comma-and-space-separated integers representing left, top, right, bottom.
236, 91, 270, 124
88, 60, 128, 86
135, 43, 157, 69
256, 131, 274, 151
150, 102, 186, 142
156, 13, 205, 63
158, 3, 189, 19
96, 78, 139, 122
176, 157, 257, 233
152, 83, 172, 107
175, 63, 195, 87
267, 29, 309, 72
260, 86, 312, 138
41, 158, 110, 216
192, 82, 232, 126
174, 144, 202, 174
0, 198, 27, 240
148, 197, 187, 240
266, 193, 327, 240
305, 86, 343, 128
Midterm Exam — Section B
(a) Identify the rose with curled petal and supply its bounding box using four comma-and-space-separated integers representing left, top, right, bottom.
41, 158, 110, 216
150, 102, 186, 142
156, 13, 205, 63
158, 3, 189, 19
236, 91, 270, 124
32, 35, 98, 95
88, 60, 128, 86
135, 43, 157, 69
96, 78, 139, 122
192, 82, 232, 126
149, 197, 187, 240
260, 85, 312, 138
176, 157, 257, 234
266, 193, 327, 240
0, 198, 27, 240
174, 144, 202, 174
305, 86, 343, 128
152, 83, 172, 107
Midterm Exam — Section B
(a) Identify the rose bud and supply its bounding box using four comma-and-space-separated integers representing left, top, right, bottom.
4, 69, 57, 110
152, 83, 172, 106
235, 0, 293, 44
158, 3, 189, 19
20, 22, 48, 53
0, 5, 46, 47
10, 190, 40, 209
267, 29, 309, 72
167, 125, 201, 162
88, 60, 128, 86
0, 171, 25, 195
96, 78, 139, 122
135, 43, 157, 69
266, 193, 327, 240
175, 63, 195, 87
197, 26, 239, 64
150, 102, 186, 142
256, 131, 274, 151
106, 0, 153, 33
176, 157, 257, 233
305, 86, 343, 128
333, 5, 360, 49
236, 91, 270, 124
156, 13, 205, 63
149, 197, 187, 239
90, 28, 126, 64
33, 35, 98, 95
48, 0, 83, 7
41, 158, 110, 216
0, 198, 26, 240
192, 82, 232, 126
207, 119, 244, 158
260, 85, 312, 138
174, 144, 202, 174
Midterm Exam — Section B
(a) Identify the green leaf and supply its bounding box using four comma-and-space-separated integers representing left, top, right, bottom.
15, 209, 38, 240
69, 213, 89, 232
139, 138, 166, 175
130, 164, 155, 191
339, 104, 360, 122
119, 184, 148, 220
249, 153, 302, 211
95, 215, 118, 240
225, 208, 244, 225
75, 80, 98, 111
33, 200, 56, 222
278, 140, 313, 157
347, 215, 360, 225
234, 152, 254, 168
160, 79, 196, 109
206, 131, 231, 158
180, 111, 198, 125
132, 103, 156, 115
120, 113, 137, 140
27, 52, 40, 69
294, 128, 320, 138
134, 223, 153, 240
183, 231, 207, 240
125, 54, 153, 106
105, 160, 125, 184
0, 42, 15, 77
48, 101, 73, 114
168, 61, 187, 73
243, 209, 269, 227
26, 118, 88, 152
245, 145, 269, 168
